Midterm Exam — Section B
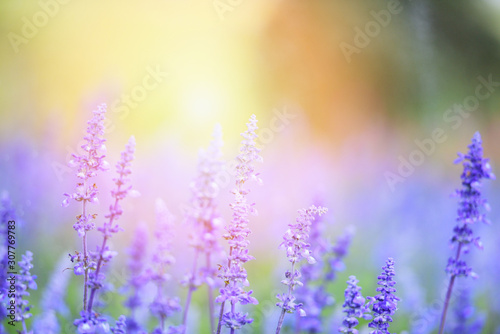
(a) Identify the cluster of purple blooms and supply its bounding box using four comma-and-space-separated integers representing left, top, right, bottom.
215, 115, 262, 333
147, 199, 183, 334
275, 205, 328, 333
182, 124, 225, 332
63, 104, 136, 333
0, 105, 495, 334
438, 132, 495, 334
340, 276, 371, 334
295, 221, 354, 333
0, 194, 38, 334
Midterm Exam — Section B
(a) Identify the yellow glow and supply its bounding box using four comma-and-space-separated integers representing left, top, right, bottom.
181, 83, 222, 121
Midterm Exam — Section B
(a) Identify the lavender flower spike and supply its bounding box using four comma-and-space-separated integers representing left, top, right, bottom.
183, 124, 224, 333
147, 199, 182, 333
340, 276, 371, 334
63, 103, 109, 311
439, 132, 494, 334
0, 192, 16, 331
124, 224, 148, 332
367, 257, 399, 334
14, 251, 38, 334
216, 115, 262, 334
275, 205, 328, 334
87, 136, 137, 314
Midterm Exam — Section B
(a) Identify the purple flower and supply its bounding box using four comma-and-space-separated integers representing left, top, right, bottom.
185, 123, 224, 257
0, 192, 16, 326
146, 199, 182, 330
446, 132, 495, 278
6, 250, 37, 333
296, 220, 354, 332
124, 224, 148, 332
221, 312, 254, 329
63, 103, 109, 236
183, 125, 225, 332
275, 205, 328, 333
340, 276, 371, 334
367, 257, 399, 334
326, 228, 354, 281
87, 136, 137, 314
216, 115, 262, 332
439, 132, 494, 334
451, 286, 484, 334
112, 315, 127, 334
74, 310, 110, 333
33, 255, 71, 332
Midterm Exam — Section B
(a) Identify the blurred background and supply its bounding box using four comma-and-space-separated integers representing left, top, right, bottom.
0, 0, 499, 333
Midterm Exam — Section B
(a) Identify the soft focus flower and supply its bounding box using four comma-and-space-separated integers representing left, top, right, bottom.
367, 257, 399, 334
278, 205, 328, 291
87, 136, 136, 314
183, 124, 225, 331
112, 315, 127, 334
451, 286, 485, 334
146, 199, 182, 330
124, 224, 148, 332
33, 255, 71, 333
217, 115, 262, 331
339, 276, 371, 334
275, 205, 327, 333
0, 192, 16, 327
296, 211, 354, 332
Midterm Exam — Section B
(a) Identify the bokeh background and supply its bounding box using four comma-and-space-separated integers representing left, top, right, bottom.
1, 0, 499, 333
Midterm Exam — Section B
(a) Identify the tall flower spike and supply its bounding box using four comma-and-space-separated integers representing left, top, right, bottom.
183, 124, 224, 333
216, 115, 262, 334
14, 251, 38, 333
86, 136, 137, 315
439, 132, 494, 334
63, 103, 109, 235
367, 257, 399, 334
0, 192, 16, 330
297, 225, 354, 333
451, 286, 484, 334
147, 199, 182, 333
340, 276, 371, 334
124, 224, 149, 332
63, 104, 109, 312
275, 205, 328, 334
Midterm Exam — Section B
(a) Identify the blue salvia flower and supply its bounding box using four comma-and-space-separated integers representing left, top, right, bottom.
294, 208, 330, 333
326, 228, 354, 281
14, 251, 38, 333
367, 257, 399, 334
112, 315, 127, 334
0, 192, 16, 329
32, 254, 71, 333
446, 132, 495, 277
339, 276, 371, 334
216, 115, 262, 333
275, 205, 328, 334
439, 132, 494, 334
147, 199, 182, 333
73, 310, 109, 333
450, 286, 484, 334
87, 136, 137, 315
297, 226, 354, 333
183, 124, 224, 333
124, 224, 149, 332
63, 104, 109, 313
